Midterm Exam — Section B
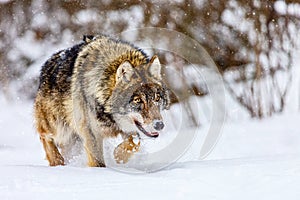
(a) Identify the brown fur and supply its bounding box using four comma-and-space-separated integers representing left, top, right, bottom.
34, 34, 170, 167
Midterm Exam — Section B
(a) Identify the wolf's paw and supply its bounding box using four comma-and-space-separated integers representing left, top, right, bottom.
114, 134, 140, 164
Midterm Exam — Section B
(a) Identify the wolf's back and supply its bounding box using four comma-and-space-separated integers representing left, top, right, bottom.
37, 42, 86, 97
38, 35, 149, 98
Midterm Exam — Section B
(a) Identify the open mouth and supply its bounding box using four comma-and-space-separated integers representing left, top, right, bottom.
134, 120, 159, 138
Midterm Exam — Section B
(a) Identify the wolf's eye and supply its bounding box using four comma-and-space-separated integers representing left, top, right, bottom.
154, 93, 161, 102
133, 96, 141, 104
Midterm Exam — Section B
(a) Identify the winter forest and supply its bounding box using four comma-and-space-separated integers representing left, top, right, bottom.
1, 0, 300, 199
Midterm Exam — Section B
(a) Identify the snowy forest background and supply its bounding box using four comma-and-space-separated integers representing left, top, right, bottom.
1, 1, 300, 199
1, 0, 300, 118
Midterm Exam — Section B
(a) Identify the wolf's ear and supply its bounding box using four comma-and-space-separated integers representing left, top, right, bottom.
116, 61, 134, 84
149, 56, 162, 80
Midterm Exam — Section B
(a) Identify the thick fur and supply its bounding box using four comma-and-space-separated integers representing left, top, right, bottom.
34, 35, 170, 167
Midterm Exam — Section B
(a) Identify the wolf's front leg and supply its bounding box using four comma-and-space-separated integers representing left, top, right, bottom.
114, 133, 140, 164
81, 126, 106, 167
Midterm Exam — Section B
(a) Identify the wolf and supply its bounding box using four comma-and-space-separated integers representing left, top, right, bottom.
34, 34, 171, 167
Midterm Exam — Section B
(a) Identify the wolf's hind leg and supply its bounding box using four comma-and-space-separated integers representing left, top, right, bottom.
40, 136, 64, 166
59, 134, 82, 164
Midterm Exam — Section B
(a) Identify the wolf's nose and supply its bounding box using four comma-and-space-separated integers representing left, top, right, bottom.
153, 120, 164, 131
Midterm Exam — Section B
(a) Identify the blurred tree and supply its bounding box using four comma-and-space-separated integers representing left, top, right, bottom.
0, 0, 299, 117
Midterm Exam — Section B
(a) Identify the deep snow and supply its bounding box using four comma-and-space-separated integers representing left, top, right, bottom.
1, 97, 300, 200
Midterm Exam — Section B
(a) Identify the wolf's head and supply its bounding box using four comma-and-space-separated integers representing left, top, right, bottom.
111, 56, 170, 138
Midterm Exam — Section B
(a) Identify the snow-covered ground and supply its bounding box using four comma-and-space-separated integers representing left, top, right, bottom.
1, 96, 300, 200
